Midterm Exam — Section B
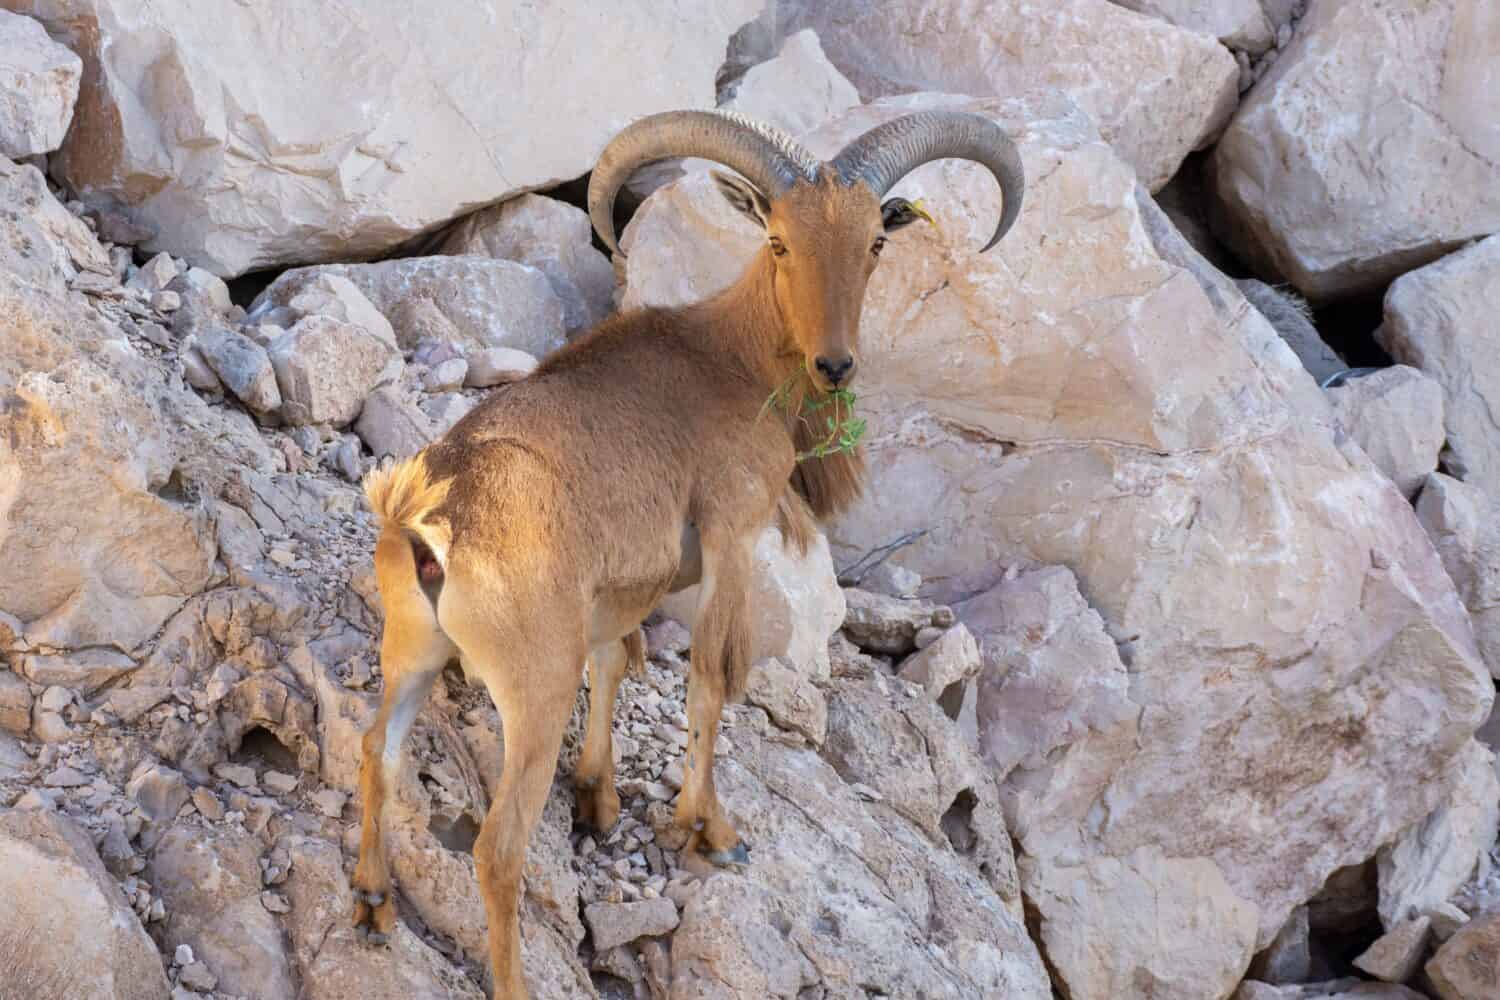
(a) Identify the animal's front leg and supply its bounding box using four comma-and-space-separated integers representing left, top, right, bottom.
674, 527, 754, 866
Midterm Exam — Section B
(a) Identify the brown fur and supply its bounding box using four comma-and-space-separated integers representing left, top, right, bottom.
352, 170, 895, 998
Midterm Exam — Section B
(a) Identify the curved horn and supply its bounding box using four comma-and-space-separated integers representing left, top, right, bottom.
587, 110, 820, 257
832, 111, 1025, 252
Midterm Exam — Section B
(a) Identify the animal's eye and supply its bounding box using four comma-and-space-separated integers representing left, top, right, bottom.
769, 237, 788, 257
871, 237, 887, 257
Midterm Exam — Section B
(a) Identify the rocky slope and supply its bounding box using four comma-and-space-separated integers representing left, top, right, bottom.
1, 3, 1499, 1000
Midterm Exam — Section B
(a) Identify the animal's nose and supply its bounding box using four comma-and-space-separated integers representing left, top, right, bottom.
815, 355, 855, 386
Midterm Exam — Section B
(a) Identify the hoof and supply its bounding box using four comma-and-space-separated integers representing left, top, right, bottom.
701, 840, 751, 868
355, 888, 386, 907
355, 924, 390, 947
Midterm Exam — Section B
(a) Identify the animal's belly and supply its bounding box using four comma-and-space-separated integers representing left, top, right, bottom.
587, 522, 701, 649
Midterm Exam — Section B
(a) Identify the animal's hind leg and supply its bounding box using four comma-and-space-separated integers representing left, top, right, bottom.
352, 536, 456, 944
466, 632, 585, 1000
675, 527, 754, 866
574, 633, 639, 832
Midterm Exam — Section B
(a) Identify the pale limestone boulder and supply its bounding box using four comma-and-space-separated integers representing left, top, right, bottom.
899, 622, 981, 735
1377, 740, 1500, 929
1024, 845, 1258, 1000
269, 316, 396, 426
0, 156, 267, 652
196, 326, 282, 414
0, 671, 30, 735
956, 566, 1134, 781
148, 825, 295, 1000
1417, 474, 1500, 679
1379, 237, 1500, 498
660, 524, 844, 680
584, 899, 680, 952
622, 90, 1493, 993
1353, 915, 1431, 984
720, 29, 861, 142
671, 677, 1051, 998
0, 808, 170, 1000
439, 194, 613, 334
9, 0, 758, 276
745, 656, 828, 745
464, 346, 537, 387
278, 834, 483, 1000
1111, 0, 1276, 53
1326, 366, 1445, 499
252, 256, 565, 357
1426, 910, 1500, 1000
626, 28, 861, 202
777, 0, 1238, 190
1213, 2, 1500, 301
0, 9, 80, 157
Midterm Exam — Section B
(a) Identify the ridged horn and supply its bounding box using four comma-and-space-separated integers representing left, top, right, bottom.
832, 111, 1025, 252
587, 110, 820, 257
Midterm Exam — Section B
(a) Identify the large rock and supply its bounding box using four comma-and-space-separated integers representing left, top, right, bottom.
279, 834, 484, 1000
623, 91, 1493, 997
252, 256, 566, 357
268, 316, 397, 426
775, 0, 1239, 190
625, 28, 861, 203
670, 678, 1052, 998
0, 808, 170, 1000
1379, 237, 1500, 499
148, 825, 295, 1000
1212, 2, 1500, 301
1416, 474, 1500, 679
0, 9, 80, 158
1426, 910, 1500, 1000
1326, 366, 1445, 499
1235, 983, 1426, 1000
1376, 739, 1499, 929
5, 0, 759, 276
1110, 0, 1276, 53
0, 155, 267, 652
660, 524, 845, 680
439, 194, 613, 334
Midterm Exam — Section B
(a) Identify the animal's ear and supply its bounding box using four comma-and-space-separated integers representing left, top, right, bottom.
712, 170, 771, 229
881, 197, 939, 233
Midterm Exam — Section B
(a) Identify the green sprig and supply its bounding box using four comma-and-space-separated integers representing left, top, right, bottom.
761, 370, 866, 462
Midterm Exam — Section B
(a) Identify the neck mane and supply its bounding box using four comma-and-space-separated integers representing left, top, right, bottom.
700, 251, 867, 525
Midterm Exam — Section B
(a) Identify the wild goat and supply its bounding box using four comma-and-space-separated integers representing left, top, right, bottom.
352, 108, 1024, 997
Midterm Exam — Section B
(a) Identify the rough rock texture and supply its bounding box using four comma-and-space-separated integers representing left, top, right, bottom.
438, 194, 614, 334
661, 525, 845, 679
1024, 844, 1258, 999
624, 27, 862, 203
1417, 474, 1500, 680
1379, 237, 1500, 499
0, 808, 170, 999
1352, 915, 1430, 984
622, 90, 1493, 995
0, 8, 80, 158
1212, 2, 1500, 301
1426, 910, 1500, 1000
149, 824, 295, 999
269, 316, 397, 426
1235, 982, 1426, 1000
1111, 0, 1276, 53
719, 29, 861, 141
1235, 279, 1344, 384
0, 156, 268, 652
5, 0, 759, 276
251, 257, 566, 357
1376, 740, 1500, 929
776, 0, 1239, 190
674, 676, 1051, 998
1326, 366, 1446, 499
